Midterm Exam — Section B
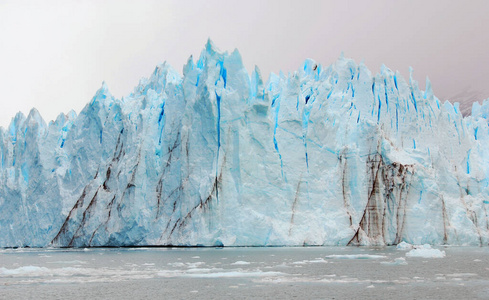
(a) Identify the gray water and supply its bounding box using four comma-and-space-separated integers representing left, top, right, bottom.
0, 246, 488, 299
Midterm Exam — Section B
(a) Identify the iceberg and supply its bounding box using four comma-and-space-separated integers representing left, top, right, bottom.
405, 244, 446, 258
1, 40, 488, 248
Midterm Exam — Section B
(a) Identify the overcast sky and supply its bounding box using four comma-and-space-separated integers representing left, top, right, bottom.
1, 0, 488, 128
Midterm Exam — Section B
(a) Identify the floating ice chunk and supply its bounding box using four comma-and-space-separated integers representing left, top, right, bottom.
405, 244, 446, 258
46, 260, 88, 265
308, 258, 328, 263
446, 273, 477, 277
292, 259, 328, 264
381, 257, 408, 265
231, 261, 251, 265
325, 254, 386, 259
168, 262, 186, 267
186, 268, 219, 273
181, 271, 284, 278
0, 266, 49, 275
396, 241, 414, 250
186, 262, 205, 269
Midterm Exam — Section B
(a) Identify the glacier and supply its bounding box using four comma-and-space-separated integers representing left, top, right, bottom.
1, 40, 489, 248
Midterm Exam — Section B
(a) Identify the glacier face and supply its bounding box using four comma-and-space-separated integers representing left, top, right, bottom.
1, 40, 489, 247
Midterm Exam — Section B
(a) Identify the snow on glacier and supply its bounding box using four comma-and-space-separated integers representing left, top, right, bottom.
0, 39, 489, 247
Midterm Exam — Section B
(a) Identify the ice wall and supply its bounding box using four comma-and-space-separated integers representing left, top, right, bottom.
1, 40, 488, 247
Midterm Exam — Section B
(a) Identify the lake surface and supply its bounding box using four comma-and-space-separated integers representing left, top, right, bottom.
0, 246, 488, 299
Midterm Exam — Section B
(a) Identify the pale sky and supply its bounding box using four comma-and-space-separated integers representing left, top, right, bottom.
1, 0, 488, 128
